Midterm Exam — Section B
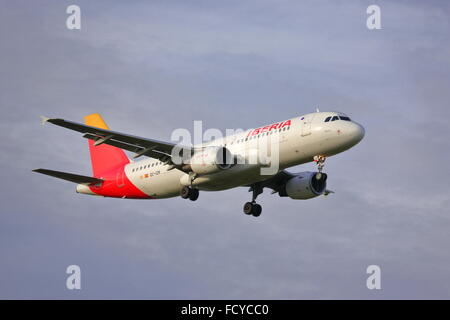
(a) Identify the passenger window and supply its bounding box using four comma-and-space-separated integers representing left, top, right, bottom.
324, 117, 331, 122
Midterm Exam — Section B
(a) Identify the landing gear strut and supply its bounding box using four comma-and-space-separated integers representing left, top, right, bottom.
243, 184, 263, 217
180, 186, 199, 201
313, 155, 327, 180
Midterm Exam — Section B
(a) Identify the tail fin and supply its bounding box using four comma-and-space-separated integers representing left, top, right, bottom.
84, 113, 130, 177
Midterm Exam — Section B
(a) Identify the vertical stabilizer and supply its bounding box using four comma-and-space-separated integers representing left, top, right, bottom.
84, 113, 130, 177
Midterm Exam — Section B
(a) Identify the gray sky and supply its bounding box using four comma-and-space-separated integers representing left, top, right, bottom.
1, 0, 449, 299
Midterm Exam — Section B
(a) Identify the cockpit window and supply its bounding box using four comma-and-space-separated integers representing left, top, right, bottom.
325, 115, 352, 122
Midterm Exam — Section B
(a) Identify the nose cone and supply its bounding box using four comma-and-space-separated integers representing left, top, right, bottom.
348, 122, 365, 146
322, 119, 365, 156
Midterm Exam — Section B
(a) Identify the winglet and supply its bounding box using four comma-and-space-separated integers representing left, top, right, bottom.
40, 116, 50, 125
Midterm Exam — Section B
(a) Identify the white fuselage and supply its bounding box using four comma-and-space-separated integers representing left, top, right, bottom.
123, 112, 365, 199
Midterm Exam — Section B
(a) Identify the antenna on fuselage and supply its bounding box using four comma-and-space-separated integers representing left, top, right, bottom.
316, 107, 320, 112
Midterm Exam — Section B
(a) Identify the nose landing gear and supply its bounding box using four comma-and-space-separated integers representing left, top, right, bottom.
243, 183, 263, 217
313, 155, 327, 180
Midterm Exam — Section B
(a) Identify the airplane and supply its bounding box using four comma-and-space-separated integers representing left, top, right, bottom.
33, 111, 365, 217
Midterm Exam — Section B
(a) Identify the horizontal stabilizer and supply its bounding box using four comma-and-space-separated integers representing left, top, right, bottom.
32, 168, 103, 185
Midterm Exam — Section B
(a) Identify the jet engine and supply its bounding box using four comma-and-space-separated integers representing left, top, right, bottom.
280, 171, 327, 199
186, 146, 234, 175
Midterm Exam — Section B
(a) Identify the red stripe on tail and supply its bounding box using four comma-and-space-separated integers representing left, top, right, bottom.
84, 113, 130, 178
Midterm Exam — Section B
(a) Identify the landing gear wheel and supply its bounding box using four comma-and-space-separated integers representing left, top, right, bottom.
181, 186, 200, 201
252, 204, 262, 217
180, 186, 191, 199
189, 188, 199, 201
243, 202, 254, 215
243, 202, 262, 217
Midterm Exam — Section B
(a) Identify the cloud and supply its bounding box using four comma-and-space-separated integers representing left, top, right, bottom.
1, 0, 450, 299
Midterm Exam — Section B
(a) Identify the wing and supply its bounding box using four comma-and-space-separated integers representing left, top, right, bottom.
254, 170, 295, 195
33, 168, 103, 185
43, 117, 192, 164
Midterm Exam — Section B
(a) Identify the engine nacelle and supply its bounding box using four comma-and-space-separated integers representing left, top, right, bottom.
188, 146, 233, 175
281, 171, 327, 200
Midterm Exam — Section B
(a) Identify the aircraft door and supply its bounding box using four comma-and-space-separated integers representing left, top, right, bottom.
301, 114, 316, 137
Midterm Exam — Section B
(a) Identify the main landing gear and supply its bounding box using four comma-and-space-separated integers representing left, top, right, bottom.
243, 184, 263, 217
180, 186, 199, 201
243, 202, 262, 217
